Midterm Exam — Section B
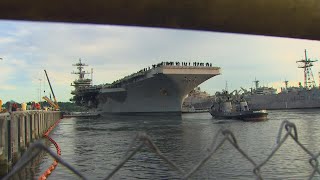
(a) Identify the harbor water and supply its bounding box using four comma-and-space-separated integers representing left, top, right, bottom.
21, 109, 320, 179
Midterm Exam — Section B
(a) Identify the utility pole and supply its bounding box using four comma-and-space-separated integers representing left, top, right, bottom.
38, 78, 42, 103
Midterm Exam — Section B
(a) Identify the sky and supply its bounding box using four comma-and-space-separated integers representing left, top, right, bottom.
1, 20, 320, 103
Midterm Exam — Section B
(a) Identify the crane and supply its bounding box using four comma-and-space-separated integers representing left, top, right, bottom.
42, 96, 59, 110
43, 69, 59, 110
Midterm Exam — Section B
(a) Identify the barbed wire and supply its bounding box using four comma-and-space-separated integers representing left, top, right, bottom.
2, 120, 320, 180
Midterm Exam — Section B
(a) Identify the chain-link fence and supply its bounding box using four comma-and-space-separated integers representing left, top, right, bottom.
2, 120, 320, 180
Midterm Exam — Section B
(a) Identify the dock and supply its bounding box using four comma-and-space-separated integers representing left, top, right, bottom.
62, 111, 100, 118
0, 110, 62, 177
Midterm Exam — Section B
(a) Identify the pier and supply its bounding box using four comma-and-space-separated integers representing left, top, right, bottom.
0, 110, 62, 176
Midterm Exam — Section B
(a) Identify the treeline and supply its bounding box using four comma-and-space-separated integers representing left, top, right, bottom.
57, 102, 88, 112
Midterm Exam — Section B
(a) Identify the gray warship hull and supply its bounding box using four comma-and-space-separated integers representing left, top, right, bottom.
246, 89, 320, 110
93, 65, 220, 114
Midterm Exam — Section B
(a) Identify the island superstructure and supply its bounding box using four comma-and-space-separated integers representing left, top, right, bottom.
71, 60, 221, 114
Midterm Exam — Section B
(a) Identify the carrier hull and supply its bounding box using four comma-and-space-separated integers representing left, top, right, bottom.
96, 66, 220, 114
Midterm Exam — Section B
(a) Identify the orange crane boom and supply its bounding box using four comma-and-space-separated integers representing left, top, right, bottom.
42, 96, 59, 110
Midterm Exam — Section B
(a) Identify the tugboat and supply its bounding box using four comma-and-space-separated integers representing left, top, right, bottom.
209, 90, 268, 121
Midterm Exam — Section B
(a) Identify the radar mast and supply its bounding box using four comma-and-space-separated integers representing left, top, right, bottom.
296, 49, 317, 89
72, 58, 90, 81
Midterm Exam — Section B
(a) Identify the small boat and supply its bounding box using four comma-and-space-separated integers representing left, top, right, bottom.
209, 90, 268, 121
63, 111, 100, 118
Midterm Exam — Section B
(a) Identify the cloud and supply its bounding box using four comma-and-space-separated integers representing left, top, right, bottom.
0, 37, 16, 44
0, 85, 16, 90
1, 20, 320, 103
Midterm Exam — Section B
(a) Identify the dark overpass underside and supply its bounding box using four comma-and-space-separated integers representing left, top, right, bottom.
0, 0, 319, 41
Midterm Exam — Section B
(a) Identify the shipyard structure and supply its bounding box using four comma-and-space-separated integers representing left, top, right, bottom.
71, 60, 220, 114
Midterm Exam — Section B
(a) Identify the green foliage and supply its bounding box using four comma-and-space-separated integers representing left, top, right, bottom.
57, 102, 88, 112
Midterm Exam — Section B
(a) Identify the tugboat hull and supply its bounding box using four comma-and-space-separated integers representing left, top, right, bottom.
210, 110, 268, 121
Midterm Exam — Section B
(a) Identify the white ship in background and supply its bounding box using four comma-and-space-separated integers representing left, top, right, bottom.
244, 50, 320, 110
71, 60, 221, 114
182, 87, 214, 112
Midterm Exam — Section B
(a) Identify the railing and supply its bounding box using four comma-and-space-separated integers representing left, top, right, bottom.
0, 110, 62, 177
110, 62, 220, 87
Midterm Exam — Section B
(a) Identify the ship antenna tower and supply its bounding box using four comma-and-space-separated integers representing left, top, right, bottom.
72, 58, 90, 80
91, 68, 93, 85
284, 80, 289, 89
319, 72, 320, 89
296, 49, 317, 89
253, 78, 259, 89
225, 81, 228, 92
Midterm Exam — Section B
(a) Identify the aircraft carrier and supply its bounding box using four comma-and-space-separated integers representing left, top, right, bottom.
71, 60, 220, 114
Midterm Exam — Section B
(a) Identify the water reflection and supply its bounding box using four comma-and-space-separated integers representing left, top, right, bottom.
11, 109, 320, 179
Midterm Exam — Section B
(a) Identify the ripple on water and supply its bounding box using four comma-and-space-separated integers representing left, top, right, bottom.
23, 109, 320, 179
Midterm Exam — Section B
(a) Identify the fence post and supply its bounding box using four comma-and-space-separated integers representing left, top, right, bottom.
25, 113, 31, 147
11, 112, 19, 165
0, 113, 10, 177
18, 114, 26, 153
